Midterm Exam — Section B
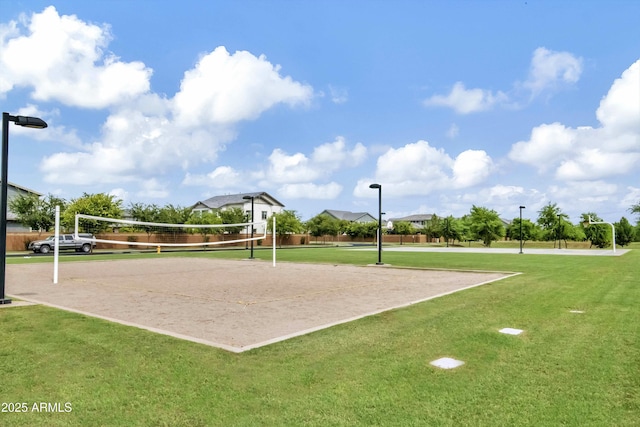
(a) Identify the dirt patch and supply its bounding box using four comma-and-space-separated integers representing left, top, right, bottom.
6, 258, 515, 352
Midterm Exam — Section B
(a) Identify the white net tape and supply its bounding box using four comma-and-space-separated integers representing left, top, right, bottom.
74, 213, 267, 248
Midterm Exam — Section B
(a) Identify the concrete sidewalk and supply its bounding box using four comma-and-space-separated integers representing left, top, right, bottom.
354, 246, 629, 256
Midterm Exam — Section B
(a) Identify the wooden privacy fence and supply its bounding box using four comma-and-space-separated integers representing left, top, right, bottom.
7, 232, 433, 251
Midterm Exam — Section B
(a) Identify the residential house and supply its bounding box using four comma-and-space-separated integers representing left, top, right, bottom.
319, 209, 376, 223
388, 214, 434, 229
3, 181, 43, 232
191, 192, 284, 234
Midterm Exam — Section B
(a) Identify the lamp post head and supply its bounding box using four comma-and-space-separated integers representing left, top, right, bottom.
519, 205, 525, 209
369, 183, 381, 189
242, 195, 254, 200
12, 115, 48, 129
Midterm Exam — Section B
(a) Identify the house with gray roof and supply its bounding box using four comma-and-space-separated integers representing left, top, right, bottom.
319, 209, 376, 223
388, 214, 434, 229
4, 181, 43, 232
191, 192, 284, 234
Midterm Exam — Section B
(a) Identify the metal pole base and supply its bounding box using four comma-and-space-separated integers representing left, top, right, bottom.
0, 298, 12, 305
375, 262, 384, 266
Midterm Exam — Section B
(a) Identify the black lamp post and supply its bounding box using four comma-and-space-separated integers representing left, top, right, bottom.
519, 205, 525, 254
242, 195, 255, 259
369, 183, 383, 265
1, 113, 48, 304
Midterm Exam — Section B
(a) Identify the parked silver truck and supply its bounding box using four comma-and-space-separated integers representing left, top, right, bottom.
28, 234, 96, 254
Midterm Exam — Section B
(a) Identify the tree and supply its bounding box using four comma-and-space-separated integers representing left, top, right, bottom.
268, 210, 304, 247
422, 214, 442, 242
306, 214, 341, 244
152, 204, 192, 243
580, 212, 610, 248
614, 217, 635, 247
345, 221, 378, 240
8, 193, 66, 235
129, 203, 161, 241
391, 221, 416, 245
186, 210, 222, 243
459, 215, 474, 246
130, 203, 161, 223
62, 193, 123, 233
469, 205, 505, 247
158, 204, 192, 224
440, 216, 463, 247
218, 207, 247, 234
537, 202, 570, 247
628, 202, 640, 241
506, 217, 538, 246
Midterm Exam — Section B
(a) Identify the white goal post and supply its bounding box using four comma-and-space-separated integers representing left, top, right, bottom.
74, 213, 268, 248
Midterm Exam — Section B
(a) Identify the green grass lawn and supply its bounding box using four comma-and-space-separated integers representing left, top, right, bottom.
1, 248, 639, 426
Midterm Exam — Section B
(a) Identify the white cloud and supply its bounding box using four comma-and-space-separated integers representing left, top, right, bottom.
312, 137, 366, 169
278, 182, 343, 199
353, 140, 493, 197
508, 122, 577, 171
261, 137, 367, 185
424, 47, 583, 114
0, 8, 315, 187
182, 166, 242, 188
556, 149, 640, 181
7, 9, 315, 187
180, 137, 364, 199
40, 107, 233, 184
523, 47, 583, 96
0, 6, 151, 108
621, 187, 640, 212
446, 123, 459, 139
458, 186, 523, 204
375, 140, 452, 184
328, 85, 348, 104
265, 148, 319, 183
509, 59, 640, 181
424, 82, 506, 114
136, 178, 169, 199
108, 188, 129, 203
548, 181, 618, 206
440, 185, 550, 220
452, 150, 493, 188
172, 46, 313, 127
596, 60, 640, 134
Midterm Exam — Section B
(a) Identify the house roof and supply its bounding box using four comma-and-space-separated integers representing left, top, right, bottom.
389, 214, 434, 223
3, 181, 43, 197
321, 209, 376, 222
5, 181, 43, 222
192, 192, 284, 210
500, 218, 512, 226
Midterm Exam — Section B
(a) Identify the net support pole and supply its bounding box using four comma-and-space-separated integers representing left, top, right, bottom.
53, 205, 60, 284
272, 216, 276, 267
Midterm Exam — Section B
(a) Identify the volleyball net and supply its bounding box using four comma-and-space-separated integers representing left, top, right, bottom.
73, 213, 268, 249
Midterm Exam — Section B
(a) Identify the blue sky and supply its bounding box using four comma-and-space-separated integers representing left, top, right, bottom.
2, 1, 639, 223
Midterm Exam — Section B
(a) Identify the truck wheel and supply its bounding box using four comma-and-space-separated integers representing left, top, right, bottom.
40, 245, 51, 254
81, 243, 91, 253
